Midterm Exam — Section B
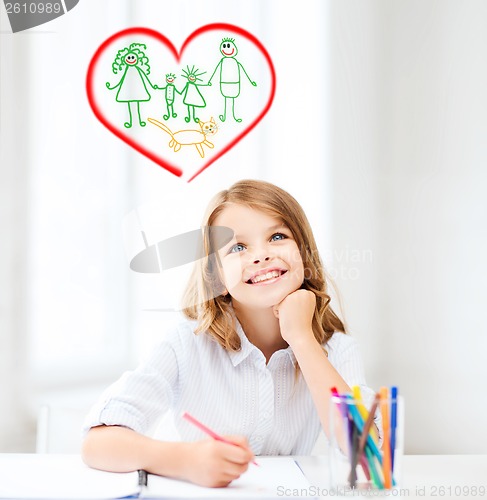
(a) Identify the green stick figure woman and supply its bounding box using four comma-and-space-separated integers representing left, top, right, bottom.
208, 37, 257, 123
161, 73, 181, 120
180, 66, 208, 123
107, 43, 158, 128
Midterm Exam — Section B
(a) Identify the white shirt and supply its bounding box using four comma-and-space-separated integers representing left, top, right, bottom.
83, 317, 378, 455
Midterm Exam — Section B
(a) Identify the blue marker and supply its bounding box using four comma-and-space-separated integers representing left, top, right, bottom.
390, 386, 398, 472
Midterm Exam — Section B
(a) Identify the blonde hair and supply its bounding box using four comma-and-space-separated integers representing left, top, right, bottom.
182, 179, 346, 350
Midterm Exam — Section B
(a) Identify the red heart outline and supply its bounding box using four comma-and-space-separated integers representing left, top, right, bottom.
86, 24, 276, 182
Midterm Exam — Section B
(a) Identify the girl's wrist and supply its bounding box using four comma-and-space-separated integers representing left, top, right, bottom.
286, 328, 316, 352
143, 440, 190, 479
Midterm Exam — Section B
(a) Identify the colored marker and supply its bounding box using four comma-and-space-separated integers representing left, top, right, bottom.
359, 454, 371, 481
358, 393, 380, 458
331, 387, 353, 459
352, 385, 379, 444
182, 412, 259, 466
390, 386, 398, 473
331, 387, 347, 417
345, 395, 382, 465
350, 424, 359, 488
365, 446, 383, 489
379, 387, 392, 488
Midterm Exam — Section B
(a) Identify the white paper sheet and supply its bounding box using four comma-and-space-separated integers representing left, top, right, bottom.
0, 454, 139, 499
143, 457, 312, 498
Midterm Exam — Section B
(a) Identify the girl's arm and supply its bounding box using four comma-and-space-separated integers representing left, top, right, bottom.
82, 425, 254, 488
274, 290, 351, 437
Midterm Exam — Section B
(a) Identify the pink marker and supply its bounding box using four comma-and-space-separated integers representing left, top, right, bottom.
182, 412, 259, 466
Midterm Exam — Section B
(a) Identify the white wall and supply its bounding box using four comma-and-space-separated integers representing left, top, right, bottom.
0, 35, 33, 451
329, 0, 487, 453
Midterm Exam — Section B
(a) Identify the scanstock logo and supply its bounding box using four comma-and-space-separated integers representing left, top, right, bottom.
3, 0, 79, 33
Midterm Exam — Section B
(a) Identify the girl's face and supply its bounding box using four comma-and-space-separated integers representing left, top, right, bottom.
214, 204, 305, 310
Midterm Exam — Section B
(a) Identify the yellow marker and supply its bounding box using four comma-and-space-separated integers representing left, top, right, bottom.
352, 386, 379, 443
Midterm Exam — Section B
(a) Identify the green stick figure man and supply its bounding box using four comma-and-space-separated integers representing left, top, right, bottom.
208, 37, 257, 123
161, 73, 181, 120
180, 66, 208, 123
106, 43, 158, 128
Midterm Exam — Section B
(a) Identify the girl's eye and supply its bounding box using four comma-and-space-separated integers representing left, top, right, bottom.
230, 243, 245, 253
271, 233, 287, 241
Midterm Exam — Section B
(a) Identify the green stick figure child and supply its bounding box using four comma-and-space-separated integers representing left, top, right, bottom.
107, 43, 158, 128
161, 73, 181, 120
208, 37, 257, 123
180, 66, 208, 123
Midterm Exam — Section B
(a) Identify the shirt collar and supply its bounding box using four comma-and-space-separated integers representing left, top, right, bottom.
228, 317, 297, 368
228, 319, 258, 367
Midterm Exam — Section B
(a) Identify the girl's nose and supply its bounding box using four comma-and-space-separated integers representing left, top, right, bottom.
253, 255, 270, 264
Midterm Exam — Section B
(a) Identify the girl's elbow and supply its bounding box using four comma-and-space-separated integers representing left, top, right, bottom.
81, 426, 105, 467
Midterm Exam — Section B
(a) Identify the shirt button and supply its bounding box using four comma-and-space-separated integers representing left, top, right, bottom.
262, 412, 270, 419
255, 435, 264, 442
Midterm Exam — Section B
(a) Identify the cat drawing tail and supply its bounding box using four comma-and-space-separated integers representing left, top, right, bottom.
147, 118, 178, 151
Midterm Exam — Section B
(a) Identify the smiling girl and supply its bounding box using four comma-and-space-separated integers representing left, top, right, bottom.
82, 180, 379, 487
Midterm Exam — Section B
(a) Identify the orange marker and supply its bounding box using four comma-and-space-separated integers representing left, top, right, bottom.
379, 387, 392, 488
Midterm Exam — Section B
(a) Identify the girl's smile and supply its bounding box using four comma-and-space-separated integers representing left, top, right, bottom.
246, 268, 288, 285
215, 204, 305, 310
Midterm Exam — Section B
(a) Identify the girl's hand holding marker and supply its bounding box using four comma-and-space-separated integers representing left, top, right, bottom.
178, 434, 255, 488
182, 412, 258, 467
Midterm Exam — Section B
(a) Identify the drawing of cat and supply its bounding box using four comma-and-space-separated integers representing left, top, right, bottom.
148, 117, 218, 158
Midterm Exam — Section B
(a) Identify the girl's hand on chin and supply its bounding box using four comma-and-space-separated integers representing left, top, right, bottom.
272, 289, 316, 346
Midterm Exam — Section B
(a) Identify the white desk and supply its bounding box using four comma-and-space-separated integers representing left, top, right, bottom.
298, 455, 487, 498
0, 454, 485, 499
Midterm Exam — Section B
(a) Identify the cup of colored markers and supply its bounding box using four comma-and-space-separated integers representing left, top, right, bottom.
328, 386, 404, 493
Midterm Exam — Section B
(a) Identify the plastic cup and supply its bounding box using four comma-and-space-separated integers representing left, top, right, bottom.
328, 392, 404, 494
